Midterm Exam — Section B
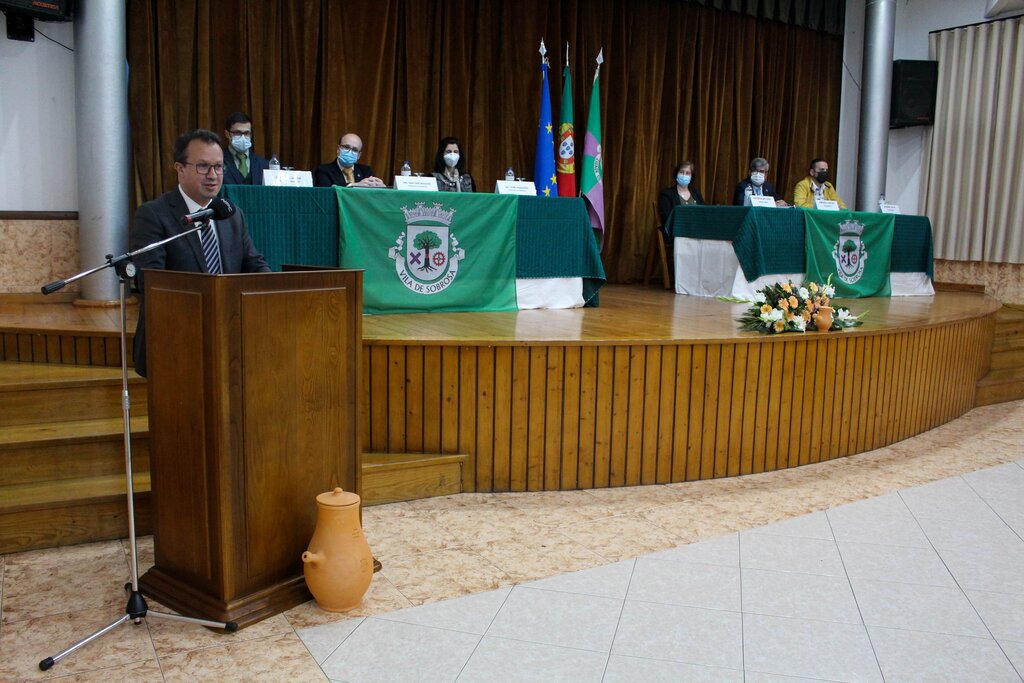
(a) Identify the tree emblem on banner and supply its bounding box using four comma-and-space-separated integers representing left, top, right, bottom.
832, 219, 868, 285
388, 202, 465, 294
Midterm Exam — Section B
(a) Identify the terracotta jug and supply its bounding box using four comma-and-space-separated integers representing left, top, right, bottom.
301, 487, 373, 612
814, 306, 834, 332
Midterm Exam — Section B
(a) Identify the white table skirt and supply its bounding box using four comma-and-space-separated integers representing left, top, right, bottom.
674, 237, 934, 298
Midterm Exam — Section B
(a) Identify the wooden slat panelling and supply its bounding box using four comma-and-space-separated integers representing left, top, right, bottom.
359, 308, 997, 493
561, 346, 582, 490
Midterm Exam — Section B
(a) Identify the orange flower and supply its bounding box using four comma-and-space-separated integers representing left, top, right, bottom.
781, 283, 792, 293
785, 311, 795, 322
822, 296, 830, 306
810, 282, 819, 293
789, 296, 799, 309
760, 304, 773, 314
773, 320, 786, 333
778, 298, 789, 310
801, 310, 812, 323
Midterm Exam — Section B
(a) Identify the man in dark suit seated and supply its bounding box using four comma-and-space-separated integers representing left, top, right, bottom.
313, 132, 386, 188
130, 129, 271, 377
732, 157, 789, 207
221, 112, 270, 186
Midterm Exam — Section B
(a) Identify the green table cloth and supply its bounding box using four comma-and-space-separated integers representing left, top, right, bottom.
221, 186, 606, 306
666, 206, 934, 282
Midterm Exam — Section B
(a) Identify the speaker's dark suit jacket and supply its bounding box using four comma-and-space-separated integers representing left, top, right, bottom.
313, 161, 375, 187
732, 178, 778, 206
223, 150, 270, 186
130, 188, 270, 377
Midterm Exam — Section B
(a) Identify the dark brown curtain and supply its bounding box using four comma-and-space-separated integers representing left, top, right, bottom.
127, 0, 843, 283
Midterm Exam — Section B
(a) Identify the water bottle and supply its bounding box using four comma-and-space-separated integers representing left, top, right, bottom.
269, 154, 281, 171
878, 193, 886, 211
744, 185, 753, 205
401, 160, 412, 177
505, 167, 515, 182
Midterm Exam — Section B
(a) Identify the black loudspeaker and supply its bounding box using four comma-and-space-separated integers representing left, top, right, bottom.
890, 60, 938, 129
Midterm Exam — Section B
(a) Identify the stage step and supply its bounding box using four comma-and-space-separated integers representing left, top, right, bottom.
977, 305, 1024, 405
0, 361, 147, 427
361, 452, 469, 506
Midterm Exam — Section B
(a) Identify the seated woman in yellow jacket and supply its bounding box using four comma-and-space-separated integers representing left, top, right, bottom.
792, 158, 847, 208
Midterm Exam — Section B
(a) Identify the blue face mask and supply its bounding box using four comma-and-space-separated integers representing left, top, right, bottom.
338, 149, 359, 167
230, 135, 252, 154
676, 173, 692, 187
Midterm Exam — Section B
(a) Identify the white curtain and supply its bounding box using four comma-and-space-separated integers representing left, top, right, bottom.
922, 17, 1024, 264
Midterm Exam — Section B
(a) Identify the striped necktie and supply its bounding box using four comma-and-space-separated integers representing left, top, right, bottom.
199, 223, 222, 274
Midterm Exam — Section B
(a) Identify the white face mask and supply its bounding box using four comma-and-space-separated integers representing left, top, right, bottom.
750, 171, 765, 186
443, 152, 460, 168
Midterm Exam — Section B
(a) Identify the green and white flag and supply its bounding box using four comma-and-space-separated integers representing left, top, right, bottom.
804, 209, 896, 297
338, 189, 519, 314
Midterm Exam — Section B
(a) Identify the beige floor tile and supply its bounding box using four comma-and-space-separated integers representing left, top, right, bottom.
0, 606, 157, 681
159, 631, 325, 682
283, 574, 413, 629
496, 488, 646, 526
362, 512, 463, 558
145, 599, 292, 657
427, 506, 551, 547
3, 543, 129, 624
579, 484, 690, 513
470, 528, 606, 583
380, 547, 512, 606
43, 659, 163, 682
559, 514, 684, 561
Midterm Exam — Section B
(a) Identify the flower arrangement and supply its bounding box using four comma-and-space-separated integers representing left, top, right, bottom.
720, 277, 864, 334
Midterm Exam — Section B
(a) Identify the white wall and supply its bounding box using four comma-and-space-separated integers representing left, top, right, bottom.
838, 0, 1024, 216
0, 13, 77, 211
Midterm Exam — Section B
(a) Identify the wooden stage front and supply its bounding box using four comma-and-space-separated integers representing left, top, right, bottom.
0, 285, 1000, 493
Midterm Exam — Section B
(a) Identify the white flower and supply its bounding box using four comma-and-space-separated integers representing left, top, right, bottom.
768, 308, 785, 322
836, 308, 852, 321
823, 284, 836, 297
793, 317, 807, 331
753, 291, 766, 304
798, 287, 810, 300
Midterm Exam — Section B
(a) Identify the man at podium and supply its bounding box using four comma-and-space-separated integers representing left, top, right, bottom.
130, 129, 270, 377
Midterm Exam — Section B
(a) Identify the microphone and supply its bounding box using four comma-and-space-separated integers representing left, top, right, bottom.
180, 198, 236, 226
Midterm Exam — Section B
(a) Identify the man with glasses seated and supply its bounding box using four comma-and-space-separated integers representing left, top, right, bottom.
313, 132, 386, 188
222, 112, 270, 186
129, 128, 270, 377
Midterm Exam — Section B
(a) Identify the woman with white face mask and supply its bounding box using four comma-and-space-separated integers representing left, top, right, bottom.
657, 160, 705, 227
432, 136, 475, 193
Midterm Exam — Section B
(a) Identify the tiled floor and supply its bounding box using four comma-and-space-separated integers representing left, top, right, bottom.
1, 399, 1022, 682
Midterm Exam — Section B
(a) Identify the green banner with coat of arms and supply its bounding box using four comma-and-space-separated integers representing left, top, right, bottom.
804, 209, 895, 297
337, 188, 518, 314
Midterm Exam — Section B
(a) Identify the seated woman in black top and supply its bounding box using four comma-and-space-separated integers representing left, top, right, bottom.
657, 160, 705, 229
432, 136, 475, 193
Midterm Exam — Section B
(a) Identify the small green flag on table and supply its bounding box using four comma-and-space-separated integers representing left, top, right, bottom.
337, 188, 519, 314
804, 209, 896, 297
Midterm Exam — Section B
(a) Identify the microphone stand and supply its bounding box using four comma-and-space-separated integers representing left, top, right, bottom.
37, 222, 236, 672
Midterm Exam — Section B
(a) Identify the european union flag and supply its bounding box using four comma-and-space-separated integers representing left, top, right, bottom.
534, 59, 558, 198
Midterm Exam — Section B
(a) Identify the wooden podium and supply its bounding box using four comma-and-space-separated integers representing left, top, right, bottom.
137, 268, 362, 628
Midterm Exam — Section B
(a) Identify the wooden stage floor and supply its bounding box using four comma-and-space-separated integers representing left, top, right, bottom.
0, 284, 1003, 346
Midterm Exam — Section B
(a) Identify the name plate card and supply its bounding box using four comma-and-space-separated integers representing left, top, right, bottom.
263, 169, 313, 187
748, 195, 777, 208
880, 202, 901, 214
394, 176, 439, 192
814, 198, 841, 211
495, 180, 538, 196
